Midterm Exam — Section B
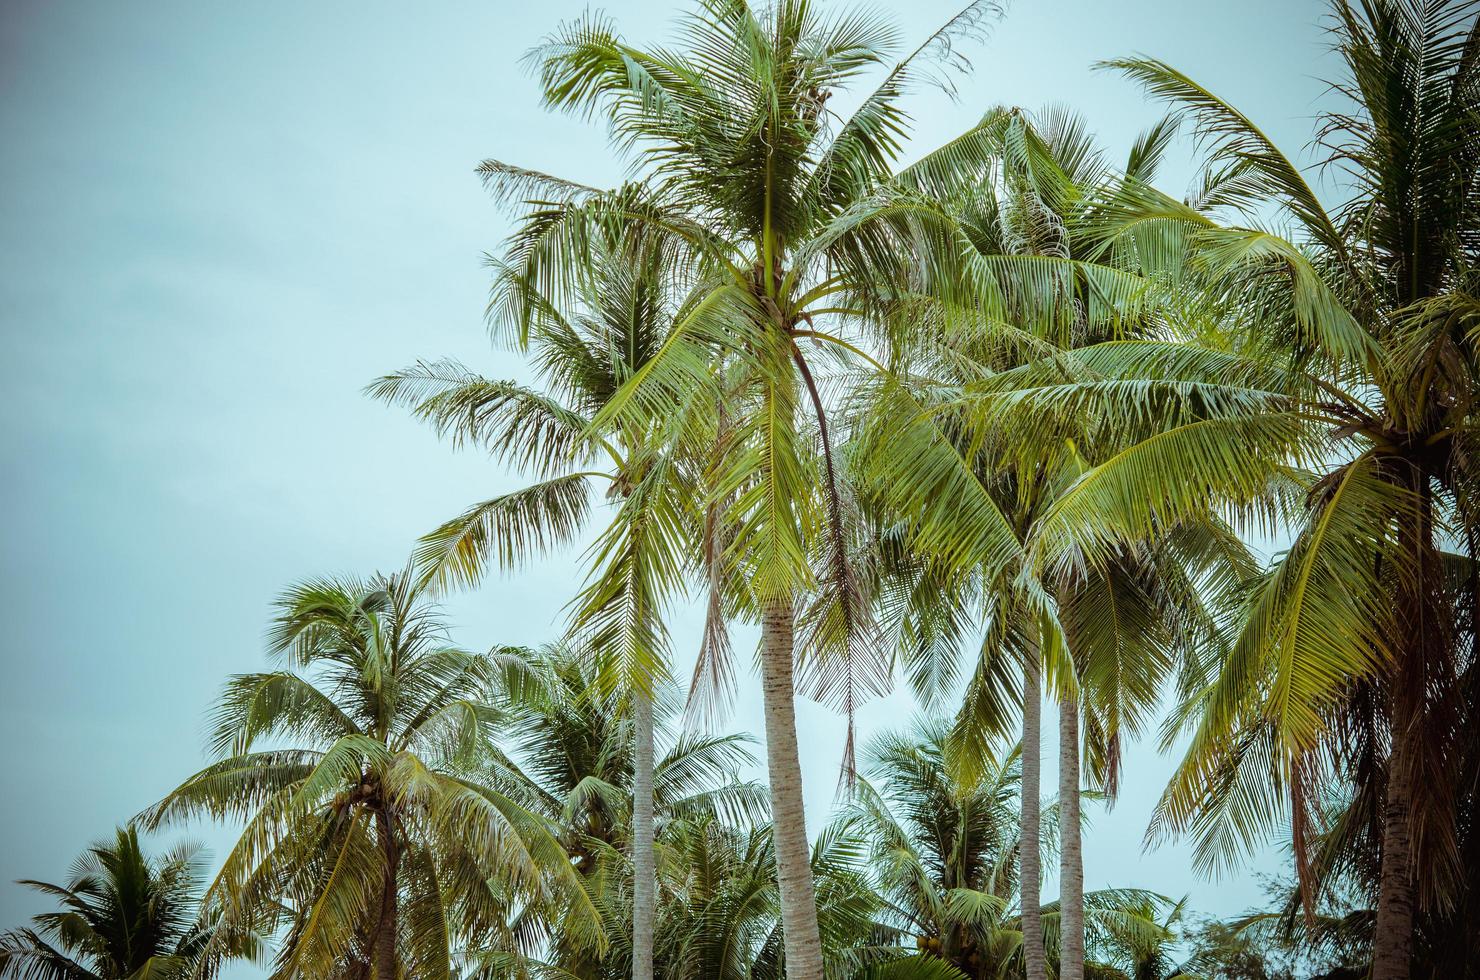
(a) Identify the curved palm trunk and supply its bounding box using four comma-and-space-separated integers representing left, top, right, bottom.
1058, 696, 1083, 980
1021, 655, 1045, 980
374, 809, 400, 980
759, 598, 825, 980
632, 689, 656, 980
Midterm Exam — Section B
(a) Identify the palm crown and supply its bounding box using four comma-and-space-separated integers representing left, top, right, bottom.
0, 826, 244, 980
142, 571, 599, 979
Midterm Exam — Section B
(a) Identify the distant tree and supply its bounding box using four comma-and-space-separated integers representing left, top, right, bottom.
1179, 917, 1294, 980
473, 644, 767, 974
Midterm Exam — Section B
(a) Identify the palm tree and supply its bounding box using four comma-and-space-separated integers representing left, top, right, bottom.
850, 106, 1241, 980
1061, 892, 1191, 980
370, 199, 702, 980
488, 645, 766, 843
455, 648, 959, 977
142, 570, 598, 979
1067, 3, 1480, 975
471, 810, 944, 980
648, 815, 892, 980
494, 4, 1051, 972
473, 644, 768, 975
0, 827, 250, 980
845, 718, 1186, 980
462, 645, 940, 979
844, 719, 1025, 979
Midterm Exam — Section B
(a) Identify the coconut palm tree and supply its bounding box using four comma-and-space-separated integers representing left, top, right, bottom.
849, 105, 1245, 980
454, 643, 956, 980
0, 827, 251, 980
370, 198, 703, 980
142, 570, 599, 979
1067, 2, 1480, 975
844, 718, 1189, 980
454, 645, 937, 980
494, 4, 1056, 972
843, 719, 1025, 979
1060, 892, 1191, 980
469, 809, 950, 980
647, 815, 888, 980
488, 645, 767, 841
470, 643, 768, 975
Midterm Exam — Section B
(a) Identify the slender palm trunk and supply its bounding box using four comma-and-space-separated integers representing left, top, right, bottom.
1372, 701, 1416, 980
759, 598, 825, 980
374, 808, 400, 980
1372, 474, 1432, 980
1058, 696, 1084, 980
631, 689, 656, 980
1021, 654, 1045, 980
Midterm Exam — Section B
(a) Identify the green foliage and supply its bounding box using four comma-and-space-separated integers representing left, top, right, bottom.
0, 827, 254, 980
16, 3, 1479, 979
141, 572, 603, 978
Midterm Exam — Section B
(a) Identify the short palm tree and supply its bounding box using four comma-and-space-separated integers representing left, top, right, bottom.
844, 719, 1181, 980
844, 719, 1025, 979
472, 809, 946, 980
142, 571, 598, 979
649, 815, 890, 980
473, 644, 768, 975
1062, 892, 1191, 980
0, 827, 248, 980
489, 645, 766, 844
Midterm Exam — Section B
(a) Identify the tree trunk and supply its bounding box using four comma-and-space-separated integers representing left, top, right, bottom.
1371, 702, 1416, 980
1058, 695, 1084, 980
1372, 472, 1436, 980
1021, 655, 1045, 980
759, 598, 825, 980
374, 808, 400, 980
631, 688, 656, 980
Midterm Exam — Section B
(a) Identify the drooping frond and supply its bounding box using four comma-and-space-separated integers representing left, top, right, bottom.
413, 472, 599, 591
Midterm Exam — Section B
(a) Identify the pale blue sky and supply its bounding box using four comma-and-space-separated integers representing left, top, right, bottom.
2, 0, 1334, 961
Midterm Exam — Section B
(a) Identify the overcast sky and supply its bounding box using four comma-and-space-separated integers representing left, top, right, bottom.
1, 0, 1337, 966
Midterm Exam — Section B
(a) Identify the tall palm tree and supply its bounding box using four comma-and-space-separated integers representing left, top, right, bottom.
1065, 3, 1480, 975
0, 827, 250, 980
492, 3, 1054, 973
142, 571, 598, 979
850, 106, 1241, 980
370, 199, 701, 980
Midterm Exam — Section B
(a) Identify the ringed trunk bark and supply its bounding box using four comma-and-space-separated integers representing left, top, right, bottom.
1058, 695, 1084, 980
759, 598, 825, 980
1372, 471, 1434, 980
1021, 655, 1045, 980
374, 808, 400, 980
1371, 705, 1416, 980
631, 689, 656, 980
